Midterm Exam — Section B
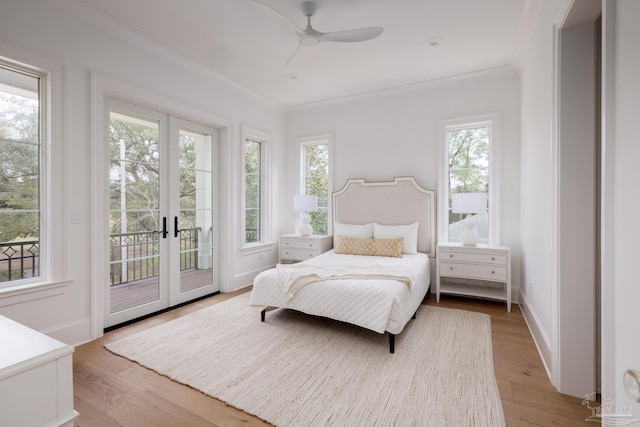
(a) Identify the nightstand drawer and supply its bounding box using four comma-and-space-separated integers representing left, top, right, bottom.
439, 262, 507, 282
280, 238, 321, 251
280, 249, 318, 261
439, 250, 507, 265
279, 234, 333, 263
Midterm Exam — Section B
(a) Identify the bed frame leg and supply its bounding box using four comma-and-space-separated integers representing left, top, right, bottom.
389, 333, 395, 353
412, 311, 417, 320
260, 309, 266, 322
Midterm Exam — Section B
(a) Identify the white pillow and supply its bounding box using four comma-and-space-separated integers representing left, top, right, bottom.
373, 222, 419, 254
333, 222, 374, 247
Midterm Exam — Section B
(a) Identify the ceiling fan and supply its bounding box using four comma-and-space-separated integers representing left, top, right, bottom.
253, 1, 384, 65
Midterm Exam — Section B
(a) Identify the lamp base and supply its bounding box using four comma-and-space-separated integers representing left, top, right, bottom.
299, 224, 313, 236
460, 214, 479, 246
299, 213, 313, 236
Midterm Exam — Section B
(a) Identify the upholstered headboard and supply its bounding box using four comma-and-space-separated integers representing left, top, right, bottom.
332, 177, 437, 257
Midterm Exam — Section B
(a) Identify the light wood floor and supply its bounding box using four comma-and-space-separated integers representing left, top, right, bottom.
73, 290, 596, 427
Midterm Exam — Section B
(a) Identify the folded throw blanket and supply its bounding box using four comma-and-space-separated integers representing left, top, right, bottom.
275, 264, 415, 300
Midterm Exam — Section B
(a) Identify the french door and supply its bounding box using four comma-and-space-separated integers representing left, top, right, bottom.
104, 98, 219, 327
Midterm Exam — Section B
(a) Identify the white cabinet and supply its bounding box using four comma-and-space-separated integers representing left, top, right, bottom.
436, 243, 512, 312
0, 315, 78, 427
279, 234, 333, 263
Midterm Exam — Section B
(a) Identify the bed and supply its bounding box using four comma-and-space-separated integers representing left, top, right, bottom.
249, 176, 436, 352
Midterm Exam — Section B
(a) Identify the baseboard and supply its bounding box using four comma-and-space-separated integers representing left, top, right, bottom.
42, 317, 92, 347
519, 293, 553, 383
228, 265, 274, 292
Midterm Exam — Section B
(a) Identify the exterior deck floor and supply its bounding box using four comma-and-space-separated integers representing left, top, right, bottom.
110, 268, 213, 313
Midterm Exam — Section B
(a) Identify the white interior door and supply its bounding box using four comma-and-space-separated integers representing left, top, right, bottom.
104, 98, 219, 328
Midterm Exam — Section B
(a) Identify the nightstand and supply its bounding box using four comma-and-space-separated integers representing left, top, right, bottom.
279, 234, 333, 263
436, 242, 512, 312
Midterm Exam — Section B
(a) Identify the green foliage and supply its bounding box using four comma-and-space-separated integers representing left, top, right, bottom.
304, 144, 329, 235
244, 139, 261, 240
448, 126, 490, 227
448, 127, 489, 194
110, 116, 210, 237
0, 91, 40, 242
109, 116, 161, 234
179, 134, 197, 210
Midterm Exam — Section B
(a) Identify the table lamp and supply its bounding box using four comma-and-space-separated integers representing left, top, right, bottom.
293, 195, 318, 236
452, 192, 487, 246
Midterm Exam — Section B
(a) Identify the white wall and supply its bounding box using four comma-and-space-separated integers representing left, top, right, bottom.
602, 0, 640, 411
518, 0, 565, 375
557, 21, 597, 397
0, 0, 286, 345
287, 67, 521, 295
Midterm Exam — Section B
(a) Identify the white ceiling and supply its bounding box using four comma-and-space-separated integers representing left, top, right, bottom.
81, 0, 529, 107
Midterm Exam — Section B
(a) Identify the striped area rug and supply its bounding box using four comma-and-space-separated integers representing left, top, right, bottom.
105, 292, 505, 426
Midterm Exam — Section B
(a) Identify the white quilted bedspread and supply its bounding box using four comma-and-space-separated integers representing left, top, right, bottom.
249, 250, 431, 334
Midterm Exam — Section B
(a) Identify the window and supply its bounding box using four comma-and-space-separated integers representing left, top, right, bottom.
0, 64, 43, 286
299, 136, 331, 236
439, 115, 500, 244
242, 127, 271, 247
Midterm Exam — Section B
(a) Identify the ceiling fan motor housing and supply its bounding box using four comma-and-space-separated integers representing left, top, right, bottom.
301, 1, 317, 17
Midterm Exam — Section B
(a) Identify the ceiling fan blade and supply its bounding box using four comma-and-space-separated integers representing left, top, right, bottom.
320, 27, 384, 43
252, 0, 303, 34
285, 44, 304, 67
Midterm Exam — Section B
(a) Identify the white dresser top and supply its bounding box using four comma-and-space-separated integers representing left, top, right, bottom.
0, 315, 73, 379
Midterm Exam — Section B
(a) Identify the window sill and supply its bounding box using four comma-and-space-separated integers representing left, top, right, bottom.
0, 280, 71, 308
240, 242, 275, 256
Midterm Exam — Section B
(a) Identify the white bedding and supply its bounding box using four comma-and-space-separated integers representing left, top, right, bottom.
249, 250, 431, 335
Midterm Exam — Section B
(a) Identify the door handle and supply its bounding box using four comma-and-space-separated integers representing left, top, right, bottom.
160, 217, 168, 238
174, 216, 181, 238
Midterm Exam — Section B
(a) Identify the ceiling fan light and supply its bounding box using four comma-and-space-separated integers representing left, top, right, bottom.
300, 35, 320, 47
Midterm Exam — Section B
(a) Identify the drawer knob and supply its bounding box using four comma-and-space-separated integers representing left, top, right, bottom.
491, 270, 495, 274
450, 254, 453, 258
450, 267, 453, 270
492, 257, 495, 260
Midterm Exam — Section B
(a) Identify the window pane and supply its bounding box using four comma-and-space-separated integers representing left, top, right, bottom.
447, 126, 490, 244
245, 138, 262, 243
303, 143, 329, 236
245, 140, 260, 175
245, 209, 259, 243
0, 66, 41, 284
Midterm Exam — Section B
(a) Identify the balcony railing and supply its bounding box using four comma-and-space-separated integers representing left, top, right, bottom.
1, 226, 234, 286
109, 227, 201, 287
0, 240, 39, 283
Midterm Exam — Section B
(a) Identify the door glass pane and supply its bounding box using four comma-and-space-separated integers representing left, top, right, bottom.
109, 110, 161, 313
178, 129, 214, 293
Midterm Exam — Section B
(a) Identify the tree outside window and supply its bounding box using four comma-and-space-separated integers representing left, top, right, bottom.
244, 138, 261, 243
302, 141, 329, 236
0, 66, 40, 284
447, 125, 490, 243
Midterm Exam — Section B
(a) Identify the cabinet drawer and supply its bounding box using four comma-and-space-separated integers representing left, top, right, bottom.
439, 262, 507, 282
280, 238, 320, 250
280, 249, 318, 261
439, 249, 507, 265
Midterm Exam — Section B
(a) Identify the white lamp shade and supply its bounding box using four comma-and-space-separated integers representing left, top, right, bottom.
452, 193, 487, 214
293, 195, 318, 212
